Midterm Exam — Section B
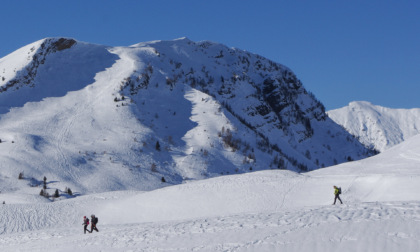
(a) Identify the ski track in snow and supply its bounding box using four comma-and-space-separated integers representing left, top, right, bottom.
400, 150, 420, 162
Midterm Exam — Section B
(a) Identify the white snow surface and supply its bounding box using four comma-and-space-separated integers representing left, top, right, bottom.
1, 135, 420, 251
328, 101, 420, 152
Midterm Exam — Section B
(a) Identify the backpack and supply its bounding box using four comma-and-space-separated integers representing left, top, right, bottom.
94, 217, 98, 224
338, 187, 342, 195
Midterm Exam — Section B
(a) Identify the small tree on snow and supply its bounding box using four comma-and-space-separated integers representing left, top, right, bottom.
54, 189, 60, 198
155, 141, 161, 151
151, 163, 158, 173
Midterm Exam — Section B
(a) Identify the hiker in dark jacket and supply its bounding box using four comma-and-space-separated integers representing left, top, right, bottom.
83, 216, 91, 234
333, 185, 343, 204
91, 214, 99, 232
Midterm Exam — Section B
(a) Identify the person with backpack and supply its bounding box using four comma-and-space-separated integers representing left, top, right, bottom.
333, 185, 343, 204
82, 216, 91, 234
90, 214, 99, 232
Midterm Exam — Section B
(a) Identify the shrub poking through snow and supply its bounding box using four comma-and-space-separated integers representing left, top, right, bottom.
151, 163, 158, 172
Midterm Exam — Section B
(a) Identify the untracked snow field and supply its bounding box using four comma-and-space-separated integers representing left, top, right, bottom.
2, 135, 420, 251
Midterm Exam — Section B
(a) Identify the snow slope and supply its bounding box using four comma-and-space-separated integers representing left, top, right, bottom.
1, 135, 420, 251
0, 38, 374, 196
328, 101, 420, 152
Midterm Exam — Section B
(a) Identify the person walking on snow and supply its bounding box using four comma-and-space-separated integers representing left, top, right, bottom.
90, 214, 99, 232
333, 185, 343, 204
83, 216, 91, 234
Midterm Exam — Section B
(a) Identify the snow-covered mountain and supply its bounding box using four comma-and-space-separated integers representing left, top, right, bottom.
327, 101, 420, 152
0, 37, 374, 194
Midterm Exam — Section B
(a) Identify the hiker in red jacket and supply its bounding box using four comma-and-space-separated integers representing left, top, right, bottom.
82, 216, 91, 234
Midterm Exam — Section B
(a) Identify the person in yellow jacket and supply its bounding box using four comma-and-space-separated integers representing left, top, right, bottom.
333, 185, 343, 204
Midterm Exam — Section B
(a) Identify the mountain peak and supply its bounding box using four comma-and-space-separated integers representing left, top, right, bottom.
45, 37, 77, 51
328, 102, 420, 152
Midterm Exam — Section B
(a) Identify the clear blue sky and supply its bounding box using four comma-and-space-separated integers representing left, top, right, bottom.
1, 0, 419, 110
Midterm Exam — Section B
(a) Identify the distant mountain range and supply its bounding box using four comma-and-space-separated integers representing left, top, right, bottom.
0, 37, 374, 194
327, 101, 420, 152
